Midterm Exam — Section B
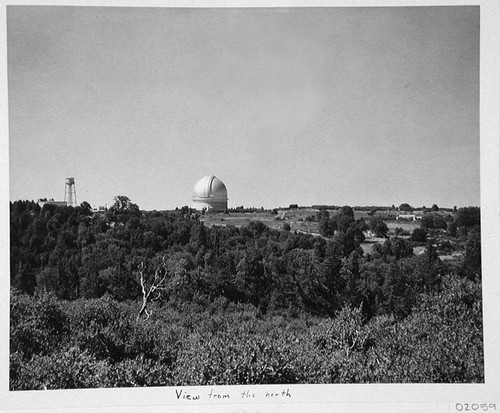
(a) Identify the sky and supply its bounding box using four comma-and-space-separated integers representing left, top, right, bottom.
7, 6, 480, 210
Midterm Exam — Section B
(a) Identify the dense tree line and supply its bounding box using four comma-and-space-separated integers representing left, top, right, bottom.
10, 200, 482, 317
10, 199, 483, 387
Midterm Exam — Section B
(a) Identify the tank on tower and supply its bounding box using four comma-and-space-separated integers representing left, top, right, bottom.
192, 175, 228, 211
65, 177, 77, 207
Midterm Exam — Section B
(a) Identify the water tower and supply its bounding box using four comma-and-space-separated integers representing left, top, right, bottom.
65, 177, 77, 207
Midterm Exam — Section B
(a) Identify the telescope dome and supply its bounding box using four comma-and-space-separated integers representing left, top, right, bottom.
192, 175, 228, 211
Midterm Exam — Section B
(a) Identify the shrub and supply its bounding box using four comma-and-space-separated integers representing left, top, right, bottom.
64, 297, 177, 365
10, 289, 68, 359
306, 306, 372, 382
10, 347, 110, 390
363, 274, 483, 383
173, 330, 299, 385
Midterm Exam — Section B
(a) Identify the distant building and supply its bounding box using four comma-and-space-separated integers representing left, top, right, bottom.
396, 214, 422, 221
37, 177, 77, 208
38, 199, 67, 208
192, 175, 228, 211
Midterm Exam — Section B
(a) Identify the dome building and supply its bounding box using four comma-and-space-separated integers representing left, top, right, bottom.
192, 175, 228, 211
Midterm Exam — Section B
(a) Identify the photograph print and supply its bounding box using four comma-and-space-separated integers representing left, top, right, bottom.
7, 5, 484, 391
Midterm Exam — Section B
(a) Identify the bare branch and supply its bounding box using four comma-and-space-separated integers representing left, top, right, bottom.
137, 259, 169, 320
139, 262, 147, 297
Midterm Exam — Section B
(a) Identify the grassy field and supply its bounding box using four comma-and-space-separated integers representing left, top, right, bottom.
385, 220, 420, 232
200, 209, 321, 234
201, 208, 420, 237
201, 208, 441, 258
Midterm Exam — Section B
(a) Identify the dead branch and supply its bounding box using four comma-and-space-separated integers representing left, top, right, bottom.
137, 259, 168, 320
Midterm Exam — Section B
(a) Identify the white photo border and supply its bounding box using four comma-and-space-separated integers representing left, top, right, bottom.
1, 1, 498, 412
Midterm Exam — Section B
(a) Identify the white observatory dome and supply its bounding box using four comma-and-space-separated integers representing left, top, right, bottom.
192, 175, 228, 211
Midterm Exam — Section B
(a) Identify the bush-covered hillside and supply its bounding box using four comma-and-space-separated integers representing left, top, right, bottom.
9, 199, 483, 388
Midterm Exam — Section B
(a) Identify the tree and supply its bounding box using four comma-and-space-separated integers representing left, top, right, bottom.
235, 249, 269, 311
281, 222, 291, 232
189, 221, 207, 250
339, 205, 354, 219
455, 207, 480, 230
339, 252, 361, 306
35, 267, 59, 294
421, 213, 447, 231
447, 221, 457, 237
79, 202, 92, 215
462, 228, 481, 280
318, 211, 335, 237
399, 203, 412, 212
420, 214, 434, 230
385, 238, 413, 260
337, 214, 353, 233
111, 196, 139, 212
431, 204, 439, 212
335, 222, 365, 257
368, 219, 388, 238
410, 228, 427, 243
290, 243, 341, 315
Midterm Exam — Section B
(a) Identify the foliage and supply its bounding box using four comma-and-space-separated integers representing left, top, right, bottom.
420, 213, 447, 231
462, 227, 481, 280
363, 274, 483, 382
368, 218, 388, 237
410, 227, 427, 243
455, 207, 480, 230
10, 274, 483, 388
9, 200, 484, 388
399, 203, 413, 212
10, 289, 68, 358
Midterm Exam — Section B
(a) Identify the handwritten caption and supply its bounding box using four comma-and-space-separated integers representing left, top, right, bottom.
175, 388, 292, 402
